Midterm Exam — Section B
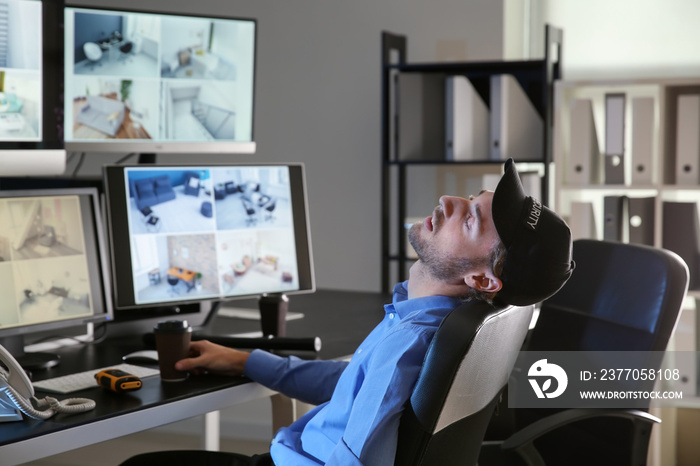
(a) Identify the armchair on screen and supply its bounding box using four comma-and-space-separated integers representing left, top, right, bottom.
393, 300, 535, 466
480, 239, 689, 466
183, 172, 201, 197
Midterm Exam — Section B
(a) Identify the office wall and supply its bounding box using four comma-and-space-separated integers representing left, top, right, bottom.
69, 0, 506, 292
535, 0, 700, 79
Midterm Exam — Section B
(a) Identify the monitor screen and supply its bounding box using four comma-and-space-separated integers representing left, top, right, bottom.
0, 188, 113, 366
63, 6, 256, 153
0, 0, 65, 175
103, 164, 315, 312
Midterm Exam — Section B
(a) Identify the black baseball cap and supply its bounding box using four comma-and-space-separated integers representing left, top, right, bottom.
491, 159, 575, 306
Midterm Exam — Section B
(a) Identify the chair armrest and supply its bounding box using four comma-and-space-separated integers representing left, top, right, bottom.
501, 409, 660, 466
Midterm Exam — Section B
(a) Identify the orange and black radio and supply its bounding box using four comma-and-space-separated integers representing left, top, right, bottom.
95, 369, 142, 392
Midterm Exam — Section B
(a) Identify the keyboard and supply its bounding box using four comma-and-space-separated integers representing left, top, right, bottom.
33, 363, 160, 394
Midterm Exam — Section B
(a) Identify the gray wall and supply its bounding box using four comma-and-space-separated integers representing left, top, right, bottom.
70, 0, 506, 292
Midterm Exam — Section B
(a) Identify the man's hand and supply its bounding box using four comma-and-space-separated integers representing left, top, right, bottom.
175, 340, 250, 376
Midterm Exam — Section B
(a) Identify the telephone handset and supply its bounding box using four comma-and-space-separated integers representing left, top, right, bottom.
0, 344, 96, 421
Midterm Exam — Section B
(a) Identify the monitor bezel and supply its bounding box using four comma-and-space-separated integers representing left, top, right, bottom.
103, 162, 316, 314
62, 3, 257, 154
0, 187, 114, 340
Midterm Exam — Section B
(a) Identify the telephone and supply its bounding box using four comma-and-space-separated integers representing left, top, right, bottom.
0, 344, 96, 422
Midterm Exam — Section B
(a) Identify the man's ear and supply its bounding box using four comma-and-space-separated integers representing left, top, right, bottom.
464, 271, 502, 293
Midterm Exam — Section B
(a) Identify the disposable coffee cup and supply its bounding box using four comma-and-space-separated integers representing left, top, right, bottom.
153, 320, 192, 382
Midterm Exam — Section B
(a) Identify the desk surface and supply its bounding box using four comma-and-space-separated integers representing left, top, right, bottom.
0, 289, 389, 464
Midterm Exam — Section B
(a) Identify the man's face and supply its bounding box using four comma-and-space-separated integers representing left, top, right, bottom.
408, 192, 501, 283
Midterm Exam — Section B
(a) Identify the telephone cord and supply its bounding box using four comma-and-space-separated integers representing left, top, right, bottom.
2, 385, 95, 420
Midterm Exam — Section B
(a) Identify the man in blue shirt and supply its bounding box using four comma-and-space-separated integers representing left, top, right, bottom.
125, 159, 574, 466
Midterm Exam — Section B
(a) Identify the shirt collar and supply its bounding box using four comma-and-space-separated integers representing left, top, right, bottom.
388, 281, 462, 319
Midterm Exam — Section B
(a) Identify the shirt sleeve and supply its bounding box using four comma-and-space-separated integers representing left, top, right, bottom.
244, 349, 349, 405
325, 327, 432, 466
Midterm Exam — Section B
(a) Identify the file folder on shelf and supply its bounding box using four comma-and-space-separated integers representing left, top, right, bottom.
675, 94, 700, 185
445, 76, 489, 161
397, 74, 444, 161
567, 98, 601, 185
670, 307, 697, 396
489, 74, 543, 161
627, 196, 655, 246
569, 201, 597, 240
603, 195, 626, 242
483, 171, 540, 199
662, 201, 700, 289
604, 93, 626, 185
630, 97, 655, 185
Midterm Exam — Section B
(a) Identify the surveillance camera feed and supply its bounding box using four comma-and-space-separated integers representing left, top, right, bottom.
122, 166, 303, 305
0, 194, 97, 329
0, 0, 43, 142
63, 6, 255, 145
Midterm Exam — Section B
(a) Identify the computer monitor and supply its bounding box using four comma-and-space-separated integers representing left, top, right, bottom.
103, 163, 315, 318
0, 0, 66, 176
63, 5, 256, 154
0, 188, 113, 369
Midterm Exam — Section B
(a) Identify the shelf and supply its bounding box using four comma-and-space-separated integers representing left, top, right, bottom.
385, 158, 546, 166
380, 26, 562, 292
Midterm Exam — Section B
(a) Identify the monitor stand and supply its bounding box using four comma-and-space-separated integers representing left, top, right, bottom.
138, 153, 156, 164
0, 334, 60, 371
258, 293, 289, 337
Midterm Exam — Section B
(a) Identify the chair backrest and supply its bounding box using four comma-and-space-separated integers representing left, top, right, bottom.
513, 239, 689, 465
527, 239, 689, 353
394, 300, 534, 466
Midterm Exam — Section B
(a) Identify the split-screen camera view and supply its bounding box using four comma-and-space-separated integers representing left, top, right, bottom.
64, 8, 255, 144
126, 166, 300, 305
0, 196, 94, 330
0, 0, 42, 141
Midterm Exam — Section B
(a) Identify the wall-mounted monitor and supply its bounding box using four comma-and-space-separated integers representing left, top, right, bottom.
0, 188, 113, 368
63, 5, 256, 154
103, 163, 314, 314
0, 0, 66, 176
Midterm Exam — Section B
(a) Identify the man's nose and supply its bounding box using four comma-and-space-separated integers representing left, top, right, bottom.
439, 195, 465, 217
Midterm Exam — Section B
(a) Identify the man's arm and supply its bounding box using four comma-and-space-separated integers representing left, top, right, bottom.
176, 340, 349, 405
245, 350, 348, 405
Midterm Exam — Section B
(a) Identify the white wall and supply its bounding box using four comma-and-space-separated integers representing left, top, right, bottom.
536, 0, 700, 79
68, 0, 506, 293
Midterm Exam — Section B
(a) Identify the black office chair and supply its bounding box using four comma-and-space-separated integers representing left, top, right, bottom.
263, 198, 277, 222
119, 41, 134, 62
394, 300, 534, 466
242, 199, 257, 226
481, 239, 689, 466
183, 172, 201, 197
167, 275, 180, 295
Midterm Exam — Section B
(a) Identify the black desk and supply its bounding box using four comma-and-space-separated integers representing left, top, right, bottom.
0, 290, 389, 464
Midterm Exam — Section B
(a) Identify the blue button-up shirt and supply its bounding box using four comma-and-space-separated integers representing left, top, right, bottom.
244, 282, 462, 465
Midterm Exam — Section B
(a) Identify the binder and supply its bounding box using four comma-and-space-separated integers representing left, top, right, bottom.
483, 172, 540, 199
670, 306, 697, 396
662, 201, 700, 289
397, 74, 444, 161
604, 93, 626, 184
630, 97, 655, 185
489, 74, 543, 161
445, 76, 489, 161
569, 201, 597, 240
603, 195, 626, 242
675, 94, 700, 185
627, 196, 655, 246
481, 174, 500, 192
567, 99, 601, 185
